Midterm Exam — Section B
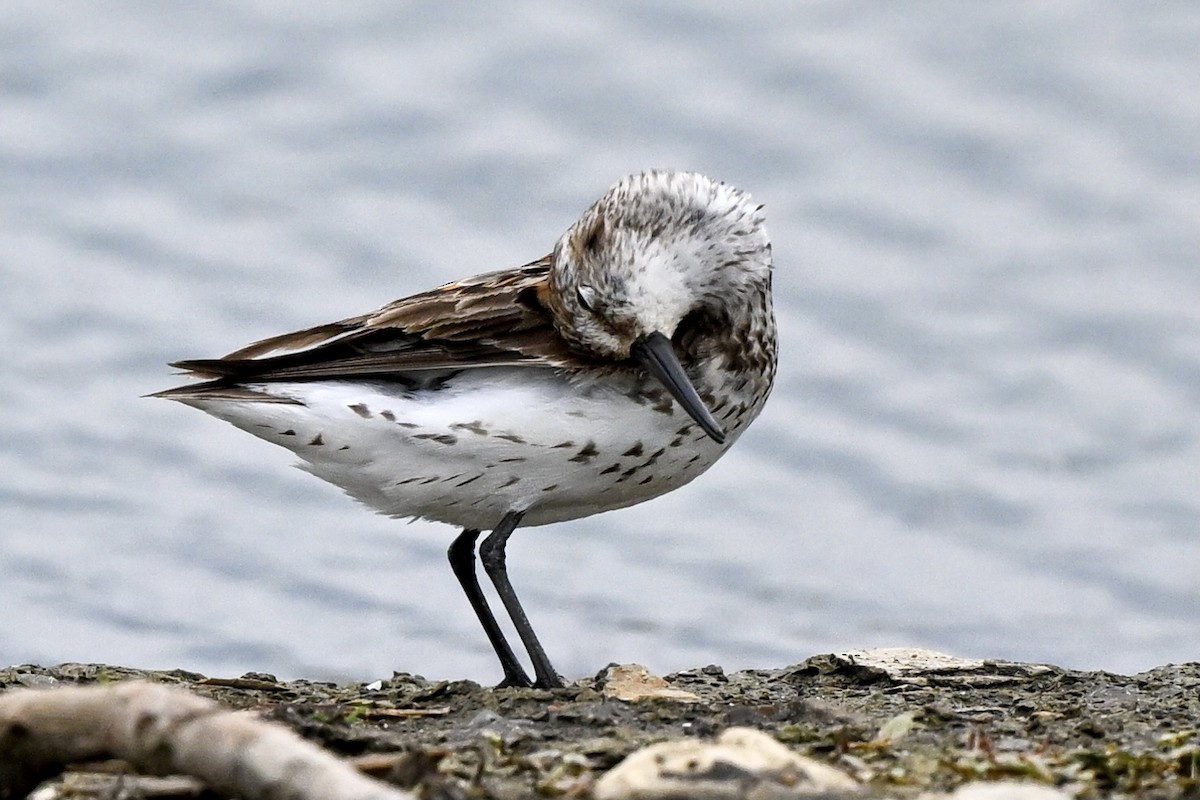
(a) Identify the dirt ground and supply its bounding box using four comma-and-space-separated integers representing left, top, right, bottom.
2, 650, 1198, 799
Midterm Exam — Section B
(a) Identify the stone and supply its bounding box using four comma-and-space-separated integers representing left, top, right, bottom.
599, 664, 701, 703
593, 725, 858, 799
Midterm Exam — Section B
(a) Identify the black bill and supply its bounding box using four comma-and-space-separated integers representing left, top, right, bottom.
631, 331, 727, 444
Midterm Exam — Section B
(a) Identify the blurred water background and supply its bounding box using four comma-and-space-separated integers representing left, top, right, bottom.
2, 2, 1198, 683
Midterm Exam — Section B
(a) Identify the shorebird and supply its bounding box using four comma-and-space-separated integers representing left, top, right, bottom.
155, 170, 777, 688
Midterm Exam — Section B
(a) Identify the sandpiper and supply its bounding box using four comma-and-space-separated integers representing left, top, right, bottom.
155, 170, 777, 688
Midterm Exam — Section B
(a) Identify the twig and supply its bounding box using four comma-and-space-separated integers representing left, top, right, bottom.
0, 681, 413, 800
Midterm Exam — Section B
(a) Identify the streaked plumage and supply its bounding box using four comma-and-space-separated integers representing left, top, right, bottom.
156, 170, 777, 687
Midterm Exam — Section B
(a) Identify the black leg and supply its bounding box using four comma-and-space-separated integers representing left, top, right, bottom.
447, 528, 532, 688
479, 510, 564, 689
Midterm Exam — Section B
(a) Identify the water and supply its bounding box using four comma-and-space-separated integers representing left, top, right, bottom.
2, 2, 1197, 683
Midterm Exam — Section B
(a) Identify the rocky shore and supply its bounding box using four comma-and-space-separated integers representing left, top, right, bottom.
2, 649, 1197, 799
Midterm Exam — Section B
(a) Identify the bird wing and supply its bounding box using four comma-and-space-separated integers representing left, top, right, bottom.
153, 257, 592, 398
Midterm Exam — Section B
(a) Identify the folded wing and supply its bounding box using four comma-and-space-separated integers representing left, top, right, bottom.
154, 258, 590, 400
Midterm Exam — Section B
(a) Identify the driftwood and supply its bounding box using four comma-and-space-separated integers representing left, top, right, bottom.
0, 681, 412, 800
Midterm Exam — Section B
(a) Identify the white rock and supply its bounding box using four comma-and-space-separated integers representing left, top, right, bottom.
593, 726, 858, 799
826, 648, 1054, 686
838, 648, 985, 674
936, 780, 1072, 800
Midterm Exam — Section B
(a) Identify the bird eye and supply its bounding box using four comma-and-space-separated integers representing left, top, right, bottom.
576, 285, 598, 312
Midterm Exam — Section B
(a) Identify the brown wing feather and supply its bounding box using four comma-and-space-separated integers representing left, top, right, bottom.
155, 257, 594, 397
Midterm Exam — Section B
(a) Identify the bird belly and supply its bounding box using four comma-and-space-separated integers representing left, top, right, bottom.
180, 369, 734, 531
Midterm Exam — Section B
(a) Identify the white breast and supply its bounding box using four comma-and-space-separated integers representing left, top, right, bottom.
181, 367, 734, 531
